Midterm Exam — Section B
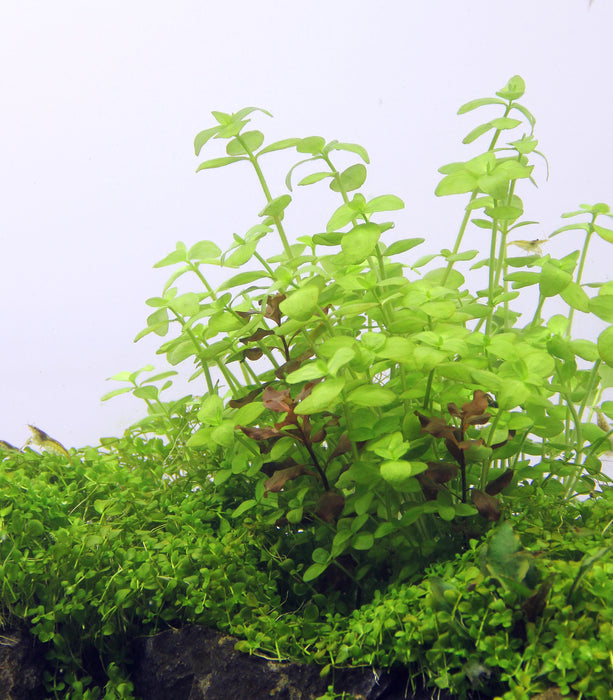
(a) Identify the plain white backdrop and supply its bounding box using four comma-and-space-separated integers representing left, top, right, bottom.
1, 1, 612, 450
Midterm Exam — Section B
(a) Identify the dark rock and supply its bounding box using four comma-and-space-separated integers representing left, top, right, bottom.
0, 627, 46, 700
131, 625, 456, 700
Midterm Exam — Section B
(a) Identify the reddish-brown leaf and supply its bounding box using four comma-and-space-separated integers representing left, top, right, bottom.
262, 386, 293, 413
485, 468, 514, 495
462, 390, 490, 418
447, 402, 462, 418
316, 492, 345, 523
416, 473, 440, 500
471, 489, 501, 521
228, 386, 265, 408
264, 464, 311, 495
240, 328, 274, 344
491, 429, 516, 449
467, 413, 491, 426
329, 433, 352, 460
264, 293, 286, 325
241, 347, 264, 361
237, 425, 279, 440
458, 438, 486, 450
425, 461, 459, 483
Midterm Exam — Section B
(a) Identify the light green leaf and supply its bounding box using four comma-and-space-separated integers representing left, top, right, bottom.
198, 394, 224, 425
384, 238, 424, 256
496, 75, 525, 100
146, 308, 169, 336
330, 164, 367, 193
285, 361, 328, 384
598, 326, 613, 365
294, 377, 345, 415
326, 140, 370, 163
340, 223, 381, 264
594, 224, 613, 243
435, 170, 478, 196
257, 138, 301, 156
347, 384, 397, 407
225, 130, 264, 156
364, 194, 404, 213
233, 402, 266, 425
570, 339, 599, 362
589, 294, 613, 323
188, 240, 222, 261
154, 243, 188, 268
259, 194, 292, 218
560, 282, 590, 312
279, 284, 320, 321
217, 270, 270, 291
196, 156, 246, 171
296, 136, 326, 154
298, 172, 333, 186
539, 263, 572, 297
457, 97, 506, 114
497, 378, 531, 409
169, 292, 200, 316
194, 126, 220, 155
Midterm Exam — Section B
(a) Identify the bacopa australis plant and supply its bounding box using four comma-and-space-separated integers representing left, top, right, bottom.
105, 75, 613, 597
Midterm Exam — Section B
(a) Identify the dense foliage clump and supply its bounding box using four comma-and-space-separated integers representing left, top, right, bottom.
1, 75, 612, 699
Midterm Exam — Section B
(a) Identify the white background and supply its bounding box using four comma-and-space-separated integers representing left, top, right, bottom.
1, 1, 612, 452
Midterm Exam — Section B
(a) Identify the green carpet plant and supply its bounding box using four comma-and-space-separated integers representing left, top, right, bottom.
1, 75, 612, 699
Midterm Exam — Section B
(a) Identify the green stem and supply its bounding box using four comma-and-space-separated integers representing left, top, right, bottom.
566, 223, 595, 338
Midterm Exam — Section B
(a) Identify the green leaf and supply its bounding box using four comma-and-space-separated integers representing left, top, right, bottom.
303, 562, 329, 582
154, 243, 188, 268
352, 532, 374, 551
496, 75, 526, 100
146, 308, 169, 336
326, 140, 370, 163
188, 240, 222, 261
198, 394, 224, 425
298, 172, 333, 186
363, 194, 404, 213
457, 97, 506, 114
340, 223, 381, 264
560, 282, 590, 312
285, 361, 328, 384
194, 126, 220, 155
347, 384, 396, 407
384, 237, 424, 256
598, 326, 613, 365
225, 130, 264, 156
435, 170, 478, 196
259, 194, 292, 218
169, 292, 200, 316
380, 460, 425, 488
100, 386, 133, 401
326, 202, 357, 231
196, 156, 246, 171
132, 385, 158, 401
294, 377, 345, 415
570, 339, 599, 362
217, 270, 270, 291
296, 136, 326, 154
594, 224, 613, 243
232, 499, 257, 518
589, 294, 613, 323
279, 284, 320, 322
257, 138, 300, 156
539, 263, 572, 297
330, 164, 367, 193
497, 378, 531, 409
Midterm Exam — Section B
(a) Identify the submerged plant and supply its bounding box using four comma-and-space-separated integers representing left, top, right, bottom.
105, 75, 613, 598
